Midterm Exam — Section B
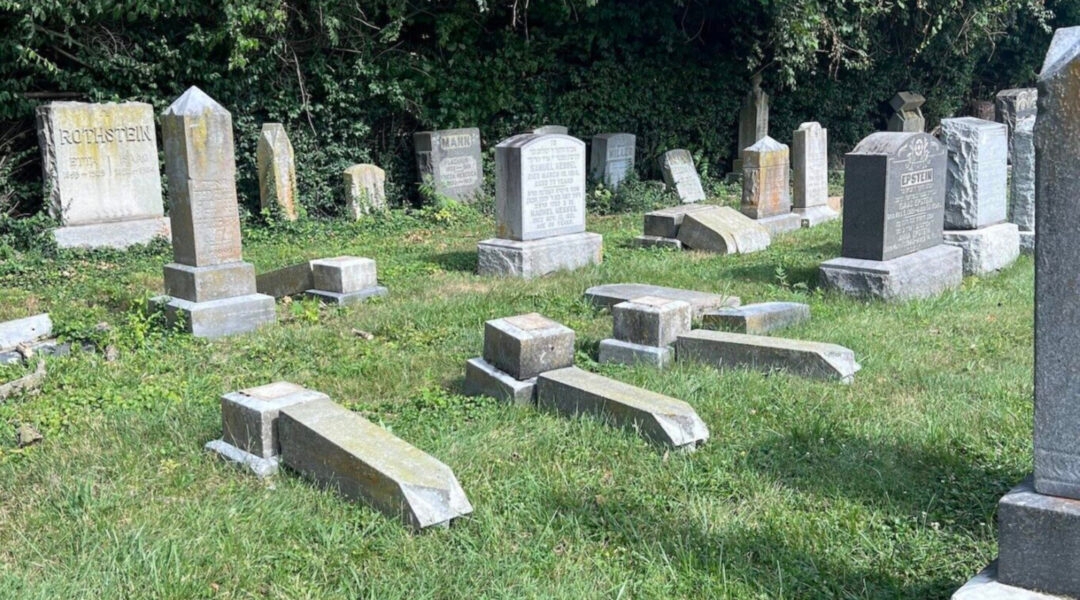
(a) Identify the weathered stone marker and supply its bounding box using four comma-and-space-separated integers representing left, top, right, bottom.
0, 314, 53, 352
940, 117, 1019, 276
36, 101, 170, 248
701, 302, 810, 335
590, 133, 635, 189
953, 27, 1080, 599
995, 87, 1038, 160
537, 367, 709, 449
477, 134, 602, 278
584, 283, 740, 318
1009, 116, 1036, 253
413, 128, 482, 202
599, 296, 692, 368
676, 330, 860, 384
741, 136, 801, 234
733, 74, 769, 173
792, 122, 838, 227
660, 149, 706, 203
819, 132, 962, 300
306, 256, 388, 306
887, 91, 926, 132
464, 313, 575, 404
256, 123, 298, 220
156, 86, 276, 338
677, 206, 771, 255
343, 164, 386, 217
279, 397, 473, 530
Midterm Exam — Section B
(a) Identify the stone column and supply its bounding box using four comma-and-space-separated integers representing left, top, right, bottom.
792, 122, 837, 227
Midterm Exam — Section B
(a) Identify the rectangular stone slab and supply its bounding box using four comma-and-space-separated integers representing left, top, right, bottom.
220, 381, 328, 459
536, 367, 708, 449
598, 339, 673, 369
256, 261, 314, 298
642, 204, 712, 238
677, 207, 771, 254
476, 232, 602, 279
584, 283, 739, 318
701, 302, 810, 335
157, 293, 276, 339
819, 244, 962, 302
676, 329, 860, 383
943, 222, 1020, 276
0, 314, 53, 352
278, 398, 474, 530
463, 357, 536, 405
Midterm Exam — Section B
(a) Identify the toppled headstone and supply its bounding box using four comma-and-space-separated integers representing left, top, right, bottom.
995, 87, 1038, 160
477, 134, 602, 278
676, 329, 860, 384
154, 87, 276, 338
792, 122, 838, 227
343, 164, 386, 217
584, 283, 739, 318
255, 262, 315, 299
733, 74, 769, 173
677, 206, 771, 255
414, 128, 483, 202
599, 296, 691, 368
306, 256, 388, 306
660, 150, 706, 203
1009, 116, 1036, 253
537, 366, 708, 449
741, 136, 801, 234
256, 123, 298, 220
465, 313, 575, 404
279, 397, 473, 530
701, 302, 810, 335
533, 125, 569, 135
590, 133, 635, 189
887, 92, 926, 132
36, 101, 170, 248
642, 204, 713, 239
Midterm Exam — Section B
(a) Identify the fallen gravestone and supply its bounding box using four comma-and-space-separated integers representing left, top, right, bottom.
1009, 116, 1036, 253
676, 330, 860, 384
477, 133, 602, 278
255, 262, 315, 299
701, 302, 810, 335
306, 256, 388, 306
584, 283, 740, 318
464, 313, 575, 404
256, 123, 298, 220
634, 204, 712, 249
819, 132, 962, 300
599, 296, 692, 368
792, 122, 838, 227
888, 92, 926, 132
940, 117, 1019, 276
741, 136, 801, 234
660, 149, 706, 203
677, 206, 771, 255
537, 366, 709, 449
414, 128, 483, 202
36, 101, 170, 248
154, 87, 276, 338
732, 74, 769, 174
343, 164, 386, 217
590, 133, 635, 189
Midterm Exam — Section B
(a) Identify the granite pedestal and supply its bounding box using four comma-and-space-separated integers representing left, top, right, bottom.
792, 205, 839, 228
819, 244, 962, 301
943, 222, 1020, 276
477, 232, 602, 278
754, 213, 802, 235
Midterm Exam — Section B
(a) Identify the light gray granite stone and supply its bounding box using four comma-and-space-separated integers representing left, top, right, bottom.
0, 314, 53, 351
643, 204, 713, 238
154, 293, 276, 339
584, 283, 740, 318
414, 128, 483, 202
1020, 231, 1035, 254
701, 302, 810, 335
476, 232, 602, 278
943, 222, 1020, 276
612, 296, 691, 347
754, 213, 803, 235
532, 125, 568, 135
677, 206, 771, 254
310, 256, 377, 294
483, 313, 575, 380
793, 205, 839, 228
676, 329, 860, 383
660, 149, 706, 203
818, 244, 963, 301
793, 122, 832, 213
941, 117, 1009, 230
219, 381, 328, 459
495, 133, 586, 241
734, 74, 769, 172
53, 217, 171, 250
536, 366, 708, 449
598, 339, 673, 368
953, 561, 1069, 599
204, 439, 280, 478
1010, 116, 1035, 250
278, 398, 473, 531
305, 286, 388, 307
463, 357, 537, 405
633, 235, 682, 250
996, 87, 1038, 159
164, 262, 257, 303
255, 261, 314, 298
997, 478, 1080, 597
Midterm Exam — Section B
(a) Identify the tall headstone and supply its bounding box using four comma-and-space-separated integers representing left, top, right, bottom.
343, 164, 386, 218
887, 92, 926, 132
953, 27, 1080, 600
477, 134, 602, 278
995, 87, 1038, 159
741, 137, 800, 234
35, 101, 170, 248
413, 128, 482, 202
155, 87, 275, 338
1009, 116, 1036, 253
819, 132, 962, 300
733, 74, 769, 173
659, 149, 706, 203
256, 123, 298, 220
792, 122, 838, 226
590, 133, 635, 189
939, 117, 1018, 276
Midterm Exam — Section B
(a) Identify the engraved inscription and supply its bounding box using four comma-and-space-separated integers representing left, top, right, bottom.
884, 157, 943, 258
520, 139, 585, 237
437, 155, 479, 189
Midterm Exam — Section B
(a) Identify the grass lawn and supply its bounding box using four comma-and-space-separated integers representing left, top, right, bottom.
0, 186, 1032, 598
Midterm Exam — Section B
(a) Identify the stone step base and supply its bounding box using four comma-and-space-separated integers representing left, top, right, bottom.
463, 357, 536, 405
943, 222, 1020, 276
53, 216, 171, 249
477, 232, 602, 279
793, 205, 840, 228
818, 244, 963, 301
306, 286, 388, 306
154, 293, 276, 339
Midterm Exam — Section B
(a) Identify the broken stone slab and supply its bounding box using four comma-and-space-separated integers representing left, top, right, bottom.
0, 360, 46, 402
483, 313, 575, 380
255, 261, 314, 298
536, 366, 708, 449
598, 339, 673, 368
643, 204, 713, 238
952, 561, 1066, 599
0, 314, 53, 351
278, 398, 473, 530
676, 329, 860, 383
15, 423, 42, 447
463, 357, 536, 405
677, 206, 771, 255
701, 302, 810, 335
585, 283, 740, 318
943, 222, 1020, 276
0, 340, 69, 366
633, 235, 682, 250
205, 439, 280, 478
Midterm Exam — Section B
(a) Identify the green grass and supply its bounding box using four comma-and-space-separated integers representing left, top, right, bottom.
0, 192, 1032, 598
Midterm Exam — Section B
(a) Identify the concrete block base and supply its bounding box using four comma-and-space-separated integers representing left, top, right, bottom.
953, 561, 1069, 599
53, 216, 171, 249
306, 286, 388, 306
754, 212, 803, 235
1019, 230, 1035, 255
477, 232, 603, 278
819, 244, 963, 301
463, 357, 536, 405
994, 477, 1080, 597
633, 235, 682, 250
793, 205, 840, 228
943, 222, 1020, 276
154, 293, 276, 339
598, 338, 673, 368
205, 439, 280, 478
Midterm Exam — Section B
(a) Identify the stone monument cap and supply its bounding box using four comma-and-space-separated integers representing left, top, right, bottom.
743, 136, 788, 167
890, 91, 926, 112
165, 86, 227, 116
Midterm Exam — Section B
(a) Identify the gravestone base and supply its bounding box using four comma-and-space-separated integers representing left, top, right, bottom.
477, 232, 602, 278
1019, 231, 1035, 254
633, 235, 682, 250
952, 561, 1065, 599
463, 357, 536, 405
204, 439, 280, 478
753, 213, 802, 236
53, 216, 171, 250
598, 339, 673, 368
793, 206, 840, 228
154, 293, 276, 339
819, 244, 963, 301
164, 262, 257, 302
306, 286, 388, 307
992, 477, 1080, 598
943, 222, 1020, 276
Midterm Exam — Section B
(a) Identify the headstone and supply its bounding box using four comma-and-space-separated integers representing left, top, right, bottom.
741, 136, 801, 234
641, 204, 713, 239
256, 123, 298, 220
536, 366, 709, 449
464, 313, 575, 404
413, 128, 482, 202
306, 256, 388, 306
35, 101, 170, 248
659, 150, 706, 203
967, 99, 997, 121
590, 133, 635, 189
343, 164, 386, 218
1009, 116, 1036, 253
677, 206, 771, 255
995, 87, 1038, 158
676, 330, 860, 384
888, 92, 926, 132
279, 397, 473, 530
954, 33, 1080, 596
733, 73, 769, 172
599, 297, 691, 368
533, 125, 568, 135
701, 302, 810, 335
477, 134, 602, 278
154, 86, 275, 338
819, 132, 963, 301
584, 283, 739, 318
792, 122, 838, 226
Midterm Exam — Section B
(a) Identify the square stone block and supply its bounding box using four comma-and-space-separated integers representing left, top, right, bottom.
997, 476, 1080, 597
310, 256, 377, 294
220, 381, 329, 459
612, 296, 692, 347
483, 313, 575, 380
306, 286, 388, 307
598, 338, 673, 368
463, 357, 536, 405
164, 261, 257, 303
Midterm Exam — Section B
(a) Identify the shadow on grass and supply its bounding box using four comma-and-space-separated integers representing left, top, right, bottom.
430, 250, 478, 273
